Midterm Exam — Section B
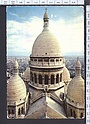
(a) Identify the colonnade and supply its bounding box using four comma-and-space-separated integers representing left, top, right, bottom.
30, 72, 62, 85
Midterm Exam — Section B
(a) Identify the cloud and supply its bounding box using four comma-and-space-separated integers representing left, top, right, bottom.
7, 14, 84, 56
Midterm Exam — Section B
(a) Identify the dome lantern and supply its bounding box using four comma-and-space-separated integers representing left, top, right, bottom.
13, 60, 19, 75
43, 8, 49, 29
75, 57, 81, 77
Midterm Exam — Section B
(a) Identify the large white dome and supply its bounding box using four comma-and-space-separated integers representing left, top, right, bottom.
31, 10, 61, 57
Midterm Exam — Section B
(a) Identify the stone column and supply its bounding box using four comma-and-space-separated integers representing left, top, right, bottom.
24, 101, 26, 115
33, 74, 35, 85
42, 76, 44, 87
15, 104, 18, 118
37, 74, 39, 86
48, 76, 51, 87
76, 108, 80, 118
58, 74, 60, 85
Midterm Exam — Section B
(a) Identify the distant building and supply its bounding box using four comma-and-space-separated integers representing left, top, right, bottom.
7, 10, 85, 119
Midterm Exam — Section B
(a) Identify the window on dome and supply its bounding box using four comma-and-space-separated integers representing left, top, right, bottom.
44, 58, 48, 62
30, 72, 33, 82
12, 110, 14, 114
34, 59, 37, 61
18, 108, 20, 115
80, 113, 83, 118
31, 59, 33, 61
50, 59, 54, 62
39, 74, 42, 84
45, 75, 48, 85
38, 59, 42, 62
8, 110, 10, 114
72, 100, 74, 103
21, 107, 24, 114
51, 75, 54, 84
56, 74, 59, 83
56, 59, 59, 62
60, 73, 62, 82
34, 73, 37, 83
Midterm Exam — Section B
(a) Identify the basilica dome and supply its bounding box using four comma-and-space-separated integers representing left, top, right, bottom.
7, 60, 26, 102
62, 66, 70, 82
23, 67, 30, 81
67, 59, 84, 104
31, 10, 61, 57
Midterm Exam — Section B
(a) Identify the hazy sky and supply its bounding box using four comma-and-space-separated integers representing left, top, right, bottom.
7, 6, 84, 56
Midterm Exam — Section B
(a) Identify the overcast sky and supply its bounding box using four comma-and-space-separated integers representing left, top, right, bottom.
6, 6, 84, 56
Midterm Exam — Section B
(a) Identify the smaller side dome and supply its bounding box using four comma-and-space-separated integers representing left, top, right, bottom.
67, 76, 84, 104
62, 66, 70, 82
7, 60, 26, 102
67, 58, 84, 105
23, 67, 30, 82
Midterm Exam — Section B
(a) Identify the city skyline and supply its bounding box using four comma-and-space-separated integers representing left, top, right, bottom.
7, 6, 84, 56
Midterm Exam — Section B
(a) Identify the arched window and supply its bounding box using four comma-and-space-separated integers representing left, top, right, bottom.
30, 72, 33, 82
56, 74, 59, 83
51, 75, 54, 84
45, 75, 48, 85
34, 73, 37, 83
39, 74, 42, 84
21, 107, 24, 114
12, 110, 14, 114
60, 73, 62, 82
80, 113, 83, 118
8, 109, 10, 114
18, 108, 20, 115
70, 109, 72, 116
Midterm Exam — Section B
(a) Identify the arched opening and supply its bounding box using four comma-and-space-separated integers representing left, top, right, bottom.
39, 74, 42, 84
70, 109, 72, 116
60, 73, 62, 82
30, 72, 33, 82
8, 109, 10, 114
45, 75, 48, 85
12, 110, 14, 114
74, 110, 76, 118
51, 75, 54, 84
34, 73, 37, 83
56, 74, 59, 83
21, 107, 24, 114
18, 108, 20, 115
80, 113, 83, 118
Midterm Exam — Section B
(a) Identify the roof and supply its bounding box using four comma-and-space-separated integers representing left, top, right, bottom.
26, 95, 66, 119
